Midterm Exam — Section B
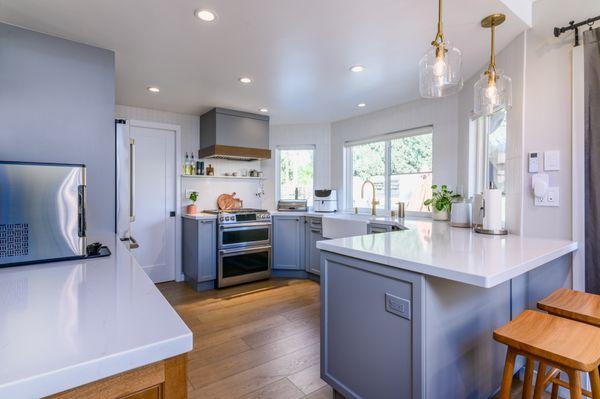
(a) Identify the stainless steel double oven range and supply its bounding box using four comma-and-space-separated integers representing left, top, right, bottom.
204, 209, 272, 288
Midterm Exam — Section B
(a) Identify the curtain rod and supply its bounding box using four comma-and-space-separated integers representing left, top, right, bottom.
554, 16, 600, 47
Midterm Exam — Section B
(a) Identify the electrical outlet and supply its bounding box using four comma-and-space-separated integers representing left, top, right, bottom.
385, 293, 411, 320
534, 186, 559, 207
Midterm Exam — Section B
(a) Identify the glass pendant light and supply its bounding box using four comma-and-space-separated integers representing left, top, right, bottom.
474, 14, 512, 116
419, 0, 463, 98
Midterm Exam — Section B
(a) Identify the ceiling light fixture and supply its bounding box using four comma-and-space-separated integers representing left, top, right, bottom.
473, 13, 512, 116
350, 65, 365, 73
147, 86, 160, 93
259, 108, 269, 113
195, 10, 216, 22
357, 102, 366, 108
239, 77, 252, 84
419, 0, 463, 98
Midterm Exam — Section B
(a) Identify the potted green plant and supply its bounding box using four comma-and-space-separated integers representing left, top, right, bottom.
187, 191, 199, 214
424, 185, 461, 221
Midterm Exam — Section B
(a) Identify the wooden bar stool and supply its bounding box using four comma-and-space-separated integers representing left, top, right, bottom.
493, 310, 600, 399
538, 288, 600, 327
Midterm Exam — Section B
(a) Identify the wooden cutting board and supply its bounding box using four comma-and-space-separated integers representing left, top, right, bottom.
217, 192, 243, 210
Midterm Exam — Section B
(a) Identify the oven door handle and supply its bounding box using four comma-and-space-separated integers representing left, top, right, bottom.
219, 245, 272, 255
220, 222, 272, 230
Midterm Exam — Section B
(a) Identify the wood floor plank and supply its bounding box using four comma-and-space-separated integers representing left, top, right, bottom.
304, 385, 334, 399
189, 344, 320, 399
288, 363, 328, 395
241, 315, 319, 348
238, 378, 305, 399
188, 327, 320, 389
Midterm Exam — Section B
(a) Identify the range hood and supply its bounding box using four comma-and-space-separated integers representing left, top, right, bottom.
199, 108, 271, 161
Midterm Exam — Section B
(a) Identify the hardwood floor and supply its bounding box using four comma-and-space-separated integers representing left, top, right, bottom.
158, 278, 552, 399
158, 278, 330, 399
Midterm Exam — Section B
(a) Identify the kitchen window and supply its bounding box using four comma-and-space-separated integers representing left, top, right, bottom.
276, 146, 315, 206
473, 109, 507, 222
345, 126, 433, 213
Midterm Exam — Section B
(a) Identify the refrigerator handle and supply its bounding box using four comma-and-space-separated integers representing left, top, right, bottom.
78, 185, 87, 237
129, 138, 136, 222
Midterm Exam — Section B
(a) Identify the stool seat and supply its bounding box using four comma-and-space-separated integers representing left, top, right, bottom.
493, 310, 600, 371
538, 288, 600, 327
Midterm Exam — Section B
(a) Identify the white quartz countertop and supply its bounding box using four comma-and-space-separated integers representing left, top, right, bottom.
182, 212, 217, 220
317, 218, 577, 288
0, 234, 193, 399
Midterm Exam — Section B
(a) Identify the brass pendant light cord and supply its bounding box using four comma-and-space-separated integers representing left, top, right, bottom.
432, 0, 444, 47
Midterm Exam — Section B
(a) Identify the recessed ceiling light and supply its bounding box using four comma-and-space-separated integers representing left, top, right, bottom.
350, 65, 365, 73
147, 86, 160, 93
259, 108, 269, 113
357, 102, 366, 108
239, 77, 252, 84
195, 10, 216, 22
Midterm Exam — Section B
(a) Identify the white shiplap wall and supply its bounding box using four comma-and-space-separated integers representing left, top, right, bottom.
261, 123, 331, 210
116, 104, 199, 158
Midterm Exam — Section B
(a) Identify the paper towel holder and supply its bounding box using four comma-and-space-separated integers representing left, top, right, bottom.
473, 196, 507, 235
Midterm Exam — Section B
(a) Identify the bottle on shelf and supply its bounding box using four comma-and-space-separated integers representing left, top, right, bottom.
190, 154, 196, 175
183, 152, 190, 175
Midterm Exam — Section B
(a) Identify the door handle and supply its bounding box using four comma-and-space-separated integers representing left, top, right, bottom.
129, 138, 136, 222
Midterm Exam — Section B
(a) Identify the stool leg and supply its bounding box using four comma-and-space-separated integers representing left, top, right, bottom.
550, 371, 560, 399
500, 348, 517, 399
590, 368, 600, 399
522, 357, 534, 399
567, 369, 583, 399
533, 361, 548, 399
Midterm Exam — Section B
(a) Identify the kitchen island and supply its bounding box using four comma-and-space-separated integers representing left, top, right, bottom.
316, 218, 577, 399
0, 235, 192, 398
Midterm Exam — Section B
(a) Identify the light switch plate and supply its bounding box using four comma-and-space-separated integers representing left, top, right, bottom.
544, 151, 560, 171
534, 186, 560, 207
385, 293, 411, 320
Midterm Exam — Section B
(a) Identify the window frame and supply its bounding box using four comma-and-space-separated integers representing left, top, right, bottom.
343, 126, 433, 216
275, 145, 317, 205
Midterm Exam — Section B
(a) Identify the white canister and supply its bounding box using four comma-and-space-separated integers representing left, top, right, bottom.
450, 202, 472, 228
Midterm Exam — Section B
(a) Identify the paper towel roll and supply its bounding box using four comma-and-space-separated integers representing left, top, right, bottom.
483, 189, 503, 231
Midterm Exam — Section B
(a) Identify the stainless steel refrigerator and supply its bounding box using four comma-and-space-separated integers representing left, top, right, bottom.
0, 161, 87, 266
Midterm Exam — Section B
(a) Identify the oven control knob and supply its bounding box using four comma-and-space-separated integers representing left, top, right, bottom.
219, 217, 224, 222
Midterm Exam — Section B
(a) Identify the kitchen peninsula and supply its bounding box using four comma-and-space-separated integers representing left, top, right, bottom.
317, 219, 577, 399
0, 235, 192, 399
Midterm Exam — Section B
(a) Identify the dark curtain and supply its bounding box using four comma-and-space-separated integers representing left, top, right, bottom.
584, 28, 600, 294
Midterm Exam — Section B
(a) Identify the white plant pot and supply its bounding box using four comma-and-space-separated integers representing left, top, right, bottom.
432, 208, 449, 221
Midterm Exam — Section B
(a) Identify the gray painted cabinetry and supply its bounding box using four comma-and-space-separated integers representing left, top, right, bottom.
182, 217, 217, 291
320, 251, 571, 399
305, 217, 323, 275
272, 215, 305, 270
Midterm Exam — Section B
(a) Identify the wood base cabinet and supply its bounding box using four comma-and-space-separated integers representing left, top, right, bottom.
46, 354, 188, 399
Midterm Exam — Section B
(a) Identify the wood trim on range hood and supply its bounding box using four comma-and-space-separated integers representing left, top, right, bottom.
198, 145, 272, 161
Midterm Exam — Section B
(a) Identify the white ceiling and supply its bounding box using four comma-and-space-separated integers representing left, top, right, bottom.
0, 0, 530, 124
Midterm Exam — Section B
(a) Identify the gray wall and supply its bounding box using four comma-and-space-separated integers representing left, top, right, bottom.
0, 23, 115, 234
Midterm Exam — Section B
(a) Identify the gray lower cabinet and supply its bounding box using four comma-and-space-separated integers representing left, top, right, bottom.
321, 252, 424, 399
305, 217, 323, 275
182, 217, 217, 291
272, 215, 305, 270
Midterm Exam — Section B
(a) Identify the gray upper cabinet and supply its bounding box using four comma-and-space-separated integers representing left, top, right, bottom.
272, 215, 305, 270
182, 218, 217, 288
305, 217, 323, 275
200, 108, 269, 149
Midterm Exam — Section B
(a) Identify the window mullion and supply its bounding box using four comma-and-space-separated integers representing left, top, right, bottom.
385, 140, 391, 212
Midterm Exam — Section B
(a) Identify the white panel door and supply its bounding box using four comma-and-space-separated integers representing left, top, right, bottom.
130, 125, 176, 283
